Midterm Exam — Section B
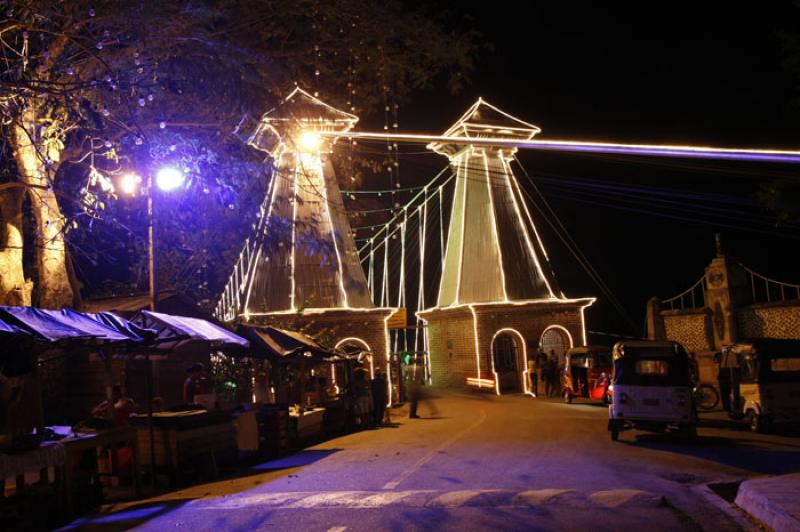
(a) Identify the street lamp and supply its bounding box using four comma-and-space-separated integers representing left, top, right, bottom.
119, 166, 185, 311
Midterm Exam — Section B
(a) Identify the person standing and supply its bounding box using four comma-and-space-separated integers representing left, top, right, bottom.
526, 353, 537, 396
353, 366, 372, 428
536, 349, 546, 398
183, 363, 211, 407
371, 372, 388, 426
545, 354, 558, 397
407, 363, 423, 419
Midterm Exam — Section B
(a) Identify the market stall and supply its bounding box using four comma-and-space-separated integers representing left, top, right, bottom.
238, 325, 356, 447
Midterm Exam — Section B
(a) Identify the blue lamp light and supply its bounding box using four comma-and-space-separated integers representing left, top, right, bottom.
155, 167, 184, 191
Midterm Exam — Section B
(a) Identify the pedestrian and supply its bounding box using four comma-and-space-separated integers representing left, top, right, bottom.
536, 349, 546, 397
183, 362, 212, 407
353, 366, 372, 428
371, 372, 388, 426
526, 353, 537, 396
91, 384, 136, 426
545, 354, 558, 397
408, 362, 438, 419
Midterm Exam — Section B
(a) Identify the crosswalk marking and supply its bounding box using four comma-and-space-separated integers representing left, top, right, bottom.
196, 488, 662, 510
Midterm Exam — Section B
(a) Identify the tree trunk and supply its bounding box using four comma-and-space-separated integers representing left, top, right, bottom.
10, 107, 73, 309
0, 186, 31, 306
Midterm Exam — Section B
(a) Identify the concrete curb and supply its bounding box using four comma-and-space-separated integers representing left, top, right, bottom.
690, 484, 758, 532
735, 475, 800, 532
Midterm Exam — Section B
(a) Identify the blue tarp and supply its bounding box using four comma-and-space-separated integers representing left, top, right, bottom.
0, 316, 27, 336
0, 307, 247, 352
131, 311, 249, 354
0, 306, 94, 342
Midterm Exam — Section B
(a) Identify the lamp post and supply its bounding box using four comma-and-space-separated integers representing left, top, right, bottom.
120, 166, 185, 312
120, 165, 184, 487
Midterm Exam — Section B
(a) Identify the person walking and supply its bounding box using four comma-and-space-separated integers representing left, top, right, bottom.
371, 372, 388, 426
408, 362, 438, 419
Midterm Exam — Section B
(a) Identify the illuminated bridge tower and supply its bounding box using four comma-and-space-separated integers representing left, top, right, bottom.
217, 88, 396, 383
417, 99, 595, 394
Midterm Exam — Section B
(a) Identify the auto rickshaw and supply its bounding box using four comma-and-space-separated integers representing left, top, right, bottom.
608, 340, 697, 441
561, 346, 612, 403
720, 338, 800, 433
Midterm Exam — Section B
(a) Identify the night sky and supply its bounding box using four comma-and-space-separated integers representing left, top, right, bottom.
387, 1, 800, 338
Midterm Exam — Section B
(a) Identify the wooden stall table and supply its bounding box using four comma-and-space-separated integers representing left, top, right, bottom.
59, 426, 142, 518
130, 410, 236, 486
1, 440, 66, 497
289, 406, 326, 444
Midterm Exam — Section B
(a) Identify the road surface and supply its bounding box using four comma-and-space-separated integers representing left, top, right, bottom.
63, 392, 800, 531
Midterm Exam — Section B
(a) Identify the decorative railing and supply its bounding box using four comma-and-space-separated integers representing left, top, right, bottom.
662, 275, 707, 311
740, 262, 800, 304
214, 236, 256, 321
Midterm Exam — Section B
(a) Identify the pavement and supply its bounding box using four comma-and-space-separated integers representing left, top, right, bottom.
734, 473, 800, 531
59, 392, 800, 531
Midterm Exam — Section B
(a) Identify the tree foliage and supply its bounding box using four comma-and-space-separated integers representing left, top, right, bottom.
0, 0, 479, 308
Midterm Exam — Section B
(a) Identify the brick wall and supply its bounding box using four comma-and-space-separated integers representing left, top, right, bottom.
424, 307, 476, 387
421, 300, 591, 391
736, 302, 800, 339
662, 310, 714, 353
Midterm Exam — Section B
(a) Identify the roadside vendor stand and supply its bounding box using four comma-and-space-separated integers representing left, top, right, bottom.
125, 310, 248, 485
0, 308, 146, 522
0, 306, 249, 513
238, 325, 356, 448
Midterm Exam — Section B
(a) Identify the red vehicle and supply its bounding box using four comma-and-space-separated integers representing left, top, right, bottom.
561, 346, 613, 403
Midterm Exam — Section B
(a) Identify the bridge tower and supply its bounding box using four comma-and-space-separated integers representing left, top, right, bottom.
417, 99, 595, 394
216, 88, 396, 384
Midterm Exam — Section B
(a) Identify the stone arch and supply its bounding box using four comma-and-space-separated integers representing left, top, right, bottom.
491, 328, 528, 394
335, 337, 374, 377
539, 325, 574, 367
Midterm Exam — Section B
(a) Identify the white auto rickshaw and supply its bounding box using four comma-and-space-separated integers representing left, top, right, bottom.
608, 340, 697, 441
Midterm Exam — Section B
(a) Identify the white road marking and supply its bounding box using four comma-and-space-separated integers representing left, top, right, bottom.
196, 488, 664, 510
426, 490, 484, 507
590, 489, 665, 508
381, 408, 488, 490
327, 527, 347, 532
512, 489, 575, 506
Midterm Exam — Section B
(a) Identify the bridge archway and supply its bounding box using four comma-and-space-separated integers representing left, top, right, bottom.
335, 337, 374, 378
540, 325, 574, 368
491, 328, 528, 394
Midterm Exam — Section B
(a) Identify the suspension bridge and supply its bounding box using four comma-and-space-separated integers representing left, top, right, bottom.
215, 88, 800, 397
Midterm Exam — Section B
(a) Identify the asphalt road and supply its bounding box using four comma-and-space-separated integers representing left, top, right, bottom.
63, 392, 800, 531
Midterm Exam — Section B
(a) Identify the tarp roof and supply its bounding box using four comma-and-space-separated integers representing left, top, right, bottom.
238, 325, 333, 361
132, 310, 249, 355
0, 306, 247, 353
0, 306, 95, 342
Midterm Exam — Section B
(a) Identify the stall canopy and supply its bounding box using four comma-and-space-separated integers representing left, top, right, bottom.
0, 306, 248, 354
0, 306, 98, 342
131, 310, 249, 355
239, 325, 335, 361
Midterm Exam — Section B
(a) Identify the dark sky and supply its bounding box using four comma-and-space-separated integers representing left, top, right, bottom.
399, 2, 800, 338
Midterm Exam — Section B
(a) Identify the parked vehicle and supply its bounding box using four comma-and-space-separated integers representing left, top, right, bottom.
692, 383, 720, 411
561, 346, 612, 404
720, 338, 800, 432
608, 340, 696, 441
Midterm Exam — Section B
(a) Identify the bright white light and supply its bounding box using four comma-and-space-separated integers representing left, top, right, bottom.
156, 167, 184, 191
298, 131, 320, 151
119, 173, 142, 195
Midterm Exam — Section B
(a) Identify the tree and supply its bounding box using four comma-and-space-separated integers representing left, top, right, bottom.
0, 0, 479, 308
